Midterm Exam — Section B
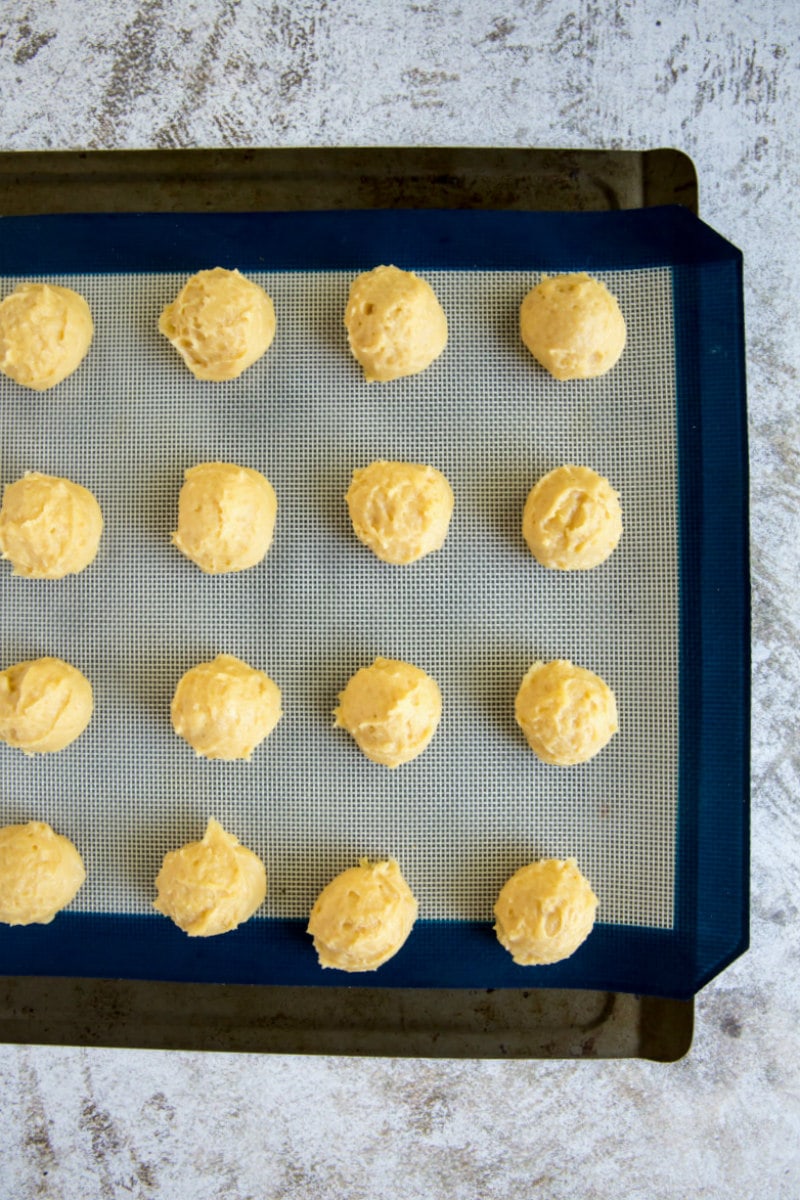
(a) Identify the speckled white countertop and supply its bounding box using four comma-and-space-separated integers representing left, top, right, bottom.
0, 2, 798, 1197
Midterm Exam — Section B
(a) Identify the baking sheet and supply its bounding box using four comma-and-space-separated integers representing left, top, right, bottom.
0, 208, 748, 999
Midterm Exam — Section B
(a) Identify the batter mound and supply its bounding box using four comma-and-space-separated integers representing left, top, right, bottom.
344, 264, 448, 381
171, 654, 282, 761
307, 858, 418, 972
159, 267, 276, 381
0, 471, 104, 578
345, 460, 454, 564
333, 657, 442, 767
494, 858, 598, 965
154, 817, 267, 937
0, 282, 93, 390
172, 462, 278, 574
515, 659, 618, 766
0, 657, 93, 754
522, 464, 622, 570
0, 821, 86, 925
519, 272, 626, 380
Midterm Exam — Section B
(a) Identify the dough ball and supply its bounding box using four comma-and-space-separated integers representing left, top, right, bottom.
171, 654, 282, 761
154, 817, 266, 937
0, 283, 93, 390
494, 858, 598, 965
344, 264, 448, 382
346, 460, 454, 564
172, 462, 277, 574
333, 657, 441, 768
519, 273, 626, 380
159, 267, 276, 381
0, 821, 86, 925
522, 464, 622, 570
308, 858, 418, 972
0, 471, 104, 578
0, 657, 93, 754
515, 659, 617, 766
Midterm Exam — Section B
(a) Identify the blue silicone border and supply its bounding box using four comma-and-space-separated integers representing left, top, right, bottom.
0, 205, 741, 275
0, 207, 749, 999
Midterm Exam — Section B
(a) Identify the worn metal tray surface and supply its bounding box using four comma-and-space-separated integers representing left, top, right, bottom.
0, 148, 745, 1059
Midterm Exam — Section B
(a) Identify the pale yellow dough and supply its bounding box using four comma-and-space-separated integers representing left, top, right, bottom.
346, 460, 454, 564
0, 657, 93, 754
515, 659, 618, 766
171, 654, 282, 761
159, 267, 276, 381
334, 657, 441, 768
0, 471, 104, 578
344, 265, 448, 381
0, 283, 93, 390
0, 821, 86, 925
519, 273, 626, 380
308, 858, 418, 972
172, 462, 277, 574
154, 817, 267, 937
494, 858, 598, 965
522, 464, 622, 570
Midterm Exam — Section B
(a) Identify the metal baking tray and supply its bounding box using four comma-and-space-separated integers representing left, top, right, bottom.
0, 147, 707, 1059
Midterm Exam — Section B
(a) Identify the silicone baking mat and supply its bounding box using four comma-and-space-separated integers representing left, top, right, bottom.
0, 209, 748, 999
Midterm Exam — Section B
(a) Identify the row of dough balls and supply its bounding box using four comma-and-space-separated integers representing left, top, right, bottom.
0, 653, 618, 768
0, 265, 627, 390
0, 459, 622, 578
0, 817, 599, 971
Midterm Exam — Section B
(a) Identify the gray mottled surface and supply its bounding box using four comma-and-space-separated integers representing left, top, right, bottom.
0, 1, 798, 1197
